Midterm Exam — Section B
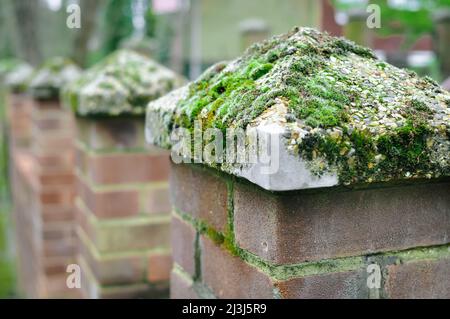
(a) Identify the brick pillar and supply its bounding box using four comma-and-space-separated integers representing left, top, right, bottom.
74, 117, 171, 298
4, 62, 34, 149
10, 98, 78, 298
168, 163, 449, 299
10, 57, 80, 298
145, 29, 450, 299
62, 50, 182, 298
5, 93, 33, 149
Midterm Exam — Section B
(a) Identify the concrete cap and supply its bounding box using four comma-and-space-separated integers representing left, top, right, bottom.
62, 49, 184, 117
0, 58, 23, 82
146, 27, 450, 191
28, 57, 81, 100
5, 63, 34, 94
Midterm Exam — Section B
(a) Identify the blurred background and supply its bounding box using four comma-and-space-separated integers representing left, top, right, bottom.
1, 0, 450, 298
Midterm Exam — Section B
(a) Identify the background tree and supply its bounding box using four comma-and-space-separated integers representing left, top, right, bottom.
73, 0, 102, 67
100, 0, 155, 56
332, 0, 450, 80
11, 0, 42, 66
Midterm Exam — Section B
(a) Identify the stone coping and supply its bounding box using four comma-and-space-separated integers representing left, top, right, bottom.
0, 58, 23, 83
28, 57, 81, 100
62, 49, 184, 117
145, 27, 450, 191
4, 63, 34, 94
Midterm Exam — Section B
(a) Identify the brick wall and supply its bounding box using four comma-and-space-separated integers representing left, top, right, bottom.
74, 117, 172, 299
10, 98, 78, 298
169, 162, 450, 299
5, 93, 33, 148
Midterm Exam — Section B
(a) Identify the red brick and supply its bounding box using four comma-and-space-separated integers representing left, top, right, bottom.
200, 236, 274, 299
87, 152, 170, 185
76, 175, 140, 219
43, 257, 74, 276
275, 270, 368, 299
6, 93, 33, 147
385, 258, 450, 298
172, 216, 197, 277
234, 181, 450, 264
147, 254, 172, 283
170, 163, 229, 232
37, 172, 74, 187
35, 152, 74, 172
39, 189, 74, 206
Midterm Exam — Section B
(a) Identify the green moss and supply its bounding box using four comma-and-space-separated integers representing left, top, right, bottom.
248, 62, 273, 80
377, 120, 433, 176
171, 27, 378, 134
410, 98, 430, 113
205, 226, 225, 245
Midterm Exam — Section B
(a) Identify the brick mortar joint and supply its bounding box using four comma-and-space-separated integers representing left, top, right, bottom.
172, 209, 450, 282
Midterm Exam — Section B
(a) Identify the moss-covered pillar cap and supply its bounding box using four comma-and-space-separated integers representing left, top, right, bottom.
4, 63, 34, 94
28, 57, 81, 100
145, 27, 450, 191
62, 49, 184, 117
0, 58, 23, 83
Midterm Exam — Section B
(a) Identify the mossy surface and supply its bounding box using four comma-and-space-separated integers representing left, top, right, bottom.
148, 27, 450, 185
0, 59, 22, 82
28, 57, 81, 100
62, 50, 184, 117
4, 63, 34, 94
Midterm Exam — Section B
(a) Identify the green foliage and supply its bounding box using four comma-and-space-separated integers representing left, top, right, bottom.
0, 210, 15, 298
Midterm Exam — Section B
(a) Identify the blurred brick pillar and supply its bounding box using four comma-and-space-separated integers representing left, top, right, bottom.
5, 93, 33, 149
74, 117, 171, 299
10, 58, 80, 298
10, 98, 78, 298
